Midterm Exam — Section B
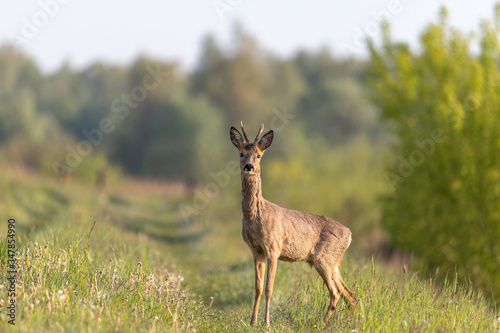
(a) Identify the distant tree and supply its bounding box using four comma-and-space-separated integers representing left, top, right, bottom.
37, 63, 85, 129
141, 92, 225, 184
191, 25, 275, 127
294, 49, 379, 144
0, 46, 43, 142
107, 57, 177, 175
267, 57, 305, 115
69, 63, 128, 140
108, 56, 226, 183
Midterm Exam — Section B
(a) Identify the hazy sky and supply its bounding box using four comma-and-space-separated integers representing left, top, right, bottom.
0, 1, 498, 73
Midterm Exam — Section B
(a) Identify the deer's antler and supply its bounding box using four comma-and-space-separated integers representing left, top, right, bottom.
253, 124, 264, 143
240, 121, 250, 143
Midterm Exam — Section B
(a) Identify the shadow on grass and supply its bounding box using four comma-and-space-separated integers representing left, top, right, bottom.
118, 215, 208, 245
9, 183, 71, 237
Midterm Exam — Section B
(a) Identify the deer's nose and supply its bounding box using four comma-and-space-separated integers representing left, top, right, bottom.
243, 164, 254, 174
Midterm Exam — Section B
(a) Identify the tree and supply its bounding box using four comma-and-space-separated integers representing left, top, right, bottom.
107, 57, 178, 175
37, 63, 85, 130
141, 93, 225, 184
368, 8, 500, 302
108, 56, 226, 183
191, 25, 274, 127
294, 49, 379, 144
0, 46, 43, 142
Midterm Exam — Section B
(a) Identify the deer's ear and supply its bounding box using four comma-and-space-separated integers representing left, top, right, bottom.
230, 126, 245, 148
258, 130, 274, 151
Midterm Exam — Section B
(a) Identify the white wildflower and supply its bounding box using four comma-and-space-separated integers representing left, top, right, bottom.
56, 290, 66, 300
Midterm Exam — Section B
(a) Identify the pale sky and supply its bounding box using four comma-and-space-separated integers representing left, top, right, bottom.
0, 1, 498, 73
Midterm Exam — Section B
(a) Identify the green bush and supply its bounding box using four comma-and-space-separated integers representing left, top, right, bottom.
368, 8, 500, 302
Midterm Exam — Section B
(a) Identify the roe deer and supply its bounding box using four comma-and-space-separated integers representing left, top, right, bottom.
230, 122, 356, 327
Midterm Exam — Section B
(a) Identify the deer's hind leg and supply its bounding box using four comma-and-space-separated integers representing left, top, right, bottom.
314, 235, 356, 327
314, 262, 340, 326
333, 266, 357, 309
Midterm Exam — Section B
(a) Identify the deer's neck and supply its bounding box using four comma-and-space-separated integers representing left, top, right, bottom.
241, 174, 263, 221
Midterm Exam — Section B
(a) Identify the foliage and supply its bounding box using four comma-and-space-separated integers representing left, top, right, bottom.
0, 46, 43, 143
140, 92, 226, 183
294, 50, 380, 144
367, 8, 500, 302
191, 25, 278, 126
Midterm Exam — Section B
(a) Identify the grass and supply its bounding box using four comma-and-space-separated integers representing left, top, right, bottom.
0, 166, 498, 332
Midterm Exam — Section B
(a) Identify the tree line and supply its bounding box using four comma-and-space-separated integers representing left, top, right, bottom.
0, 24, 379, 184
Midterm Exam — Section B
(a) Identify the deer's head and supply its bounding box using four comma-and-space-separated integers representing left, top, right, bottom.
230, 122, 274, 177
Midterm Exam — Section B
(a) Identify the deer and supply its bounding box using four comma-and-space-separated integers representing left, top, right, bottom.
230, 122, 357, 327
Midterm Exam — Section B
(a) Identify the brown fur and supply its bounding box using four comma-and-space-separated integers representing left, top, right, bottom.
230, 123, 357, 327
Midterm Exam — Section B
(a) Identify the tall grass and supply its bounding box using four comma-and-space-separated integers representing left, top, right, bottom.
0, 168, 208, 332
3, 237, 208, 332
193, 255, 498, 332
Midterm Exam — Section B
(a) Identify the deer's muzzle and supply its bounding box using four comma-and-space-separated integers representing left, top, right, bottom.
243, 164, 255, 174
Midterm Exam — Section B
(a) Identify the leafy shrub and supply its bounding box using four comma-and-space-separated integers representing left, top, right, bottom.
368, 8, 500, 302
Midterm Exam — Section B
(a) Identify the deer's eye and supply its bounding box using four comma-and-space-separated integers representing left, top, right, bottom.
257, 154, 261, 159
240, 153, 244, 158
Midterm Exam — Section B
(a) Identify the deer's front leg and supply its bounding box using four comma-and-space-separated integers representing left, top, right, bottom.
264, 254, 278, 327
250, 255, 265, 326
